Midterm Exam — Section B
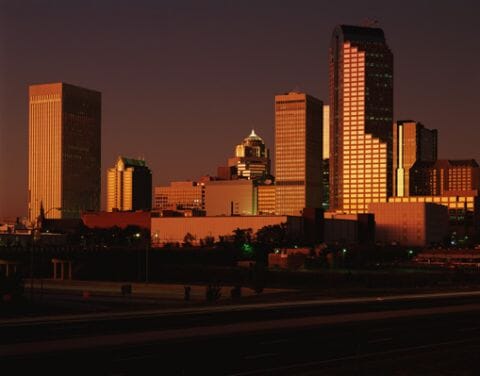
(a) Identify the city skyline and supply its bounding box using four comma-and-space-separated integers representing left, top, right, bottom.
1, 1, 480, 218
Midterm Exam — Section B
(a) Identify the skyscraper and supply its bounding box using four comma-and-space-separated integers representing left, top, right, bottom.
107, 156, 152, 212
227, 130, 271, 180
329, 25, 393, 213
28, 82, 101, 222
275, 91, 323, 216
393, 120, 437, 196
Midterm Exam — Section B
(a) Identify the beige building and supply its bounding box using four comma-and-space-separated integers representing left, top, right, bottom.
329, 25, 393, 213
106, 156, 152, 212
275, 92, 323, 216
151, 215, 302, 246
28, 82, 101, 222
368, 202, 449, 247
204, 180, 256, 216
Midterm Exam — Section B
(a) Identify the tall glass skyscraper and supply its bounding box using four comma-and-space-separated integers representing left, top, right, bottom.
274, 91, 323, 216
28, 82, 101, 222
329, 25, 393, 213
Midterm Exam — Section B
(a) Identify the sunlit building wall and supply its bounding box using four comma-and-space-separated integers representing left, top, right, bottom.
410, 159, 480, 197
28, 82, 101, 222
107, 156, 152, 212
153, 181, 205, 211
323, 105, 330, 160
274, 92, 323, 216
393, 121, 437, 196
322, 105, 330, 210
368, 202, 449, 247
329, 25, 394, 213
151, 215, 302, 246
257, 184, 276, 215
204, 180, 257, 216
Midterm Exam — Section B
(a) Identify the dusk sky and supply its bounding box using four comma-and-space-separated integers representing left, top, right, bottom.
1, 0, 479, 218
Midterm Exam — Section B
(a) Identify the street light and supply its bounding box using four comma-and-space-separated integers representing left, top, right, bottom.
30, 206, 61, 300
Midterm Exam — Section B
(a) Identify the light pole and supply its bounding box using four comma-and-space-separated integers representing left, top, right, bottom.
30, 207, 61, 300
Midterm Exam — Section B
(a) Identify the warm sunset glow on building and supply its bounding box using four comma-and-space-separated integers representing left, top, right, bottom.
392, 121, 437, 197
28, 83, 101, 222
107, 156, 152, 212
329, 25, 393, 214
274, 92, 323, 216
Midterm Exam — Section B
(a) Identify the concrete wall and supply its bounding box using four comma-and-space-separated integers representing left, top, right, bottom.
205, 180, 256, 216
368, 202, 448, 247
150, 215, 301, 246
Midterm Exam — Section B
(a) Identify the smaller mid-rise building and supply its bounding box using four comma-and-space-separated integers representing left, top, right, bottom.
392, 120, 437, 197
204, 180, 257, 216
368, 202, 448, 247
410, 159, 480, 197
154, 181, 205, 211
107, 156, 152, 212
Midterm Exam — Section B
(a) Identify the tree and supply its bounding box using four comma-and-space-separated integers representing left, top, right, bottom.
255, 224, 288, 248
183, 232, 196, 247
233, 228, 253, 247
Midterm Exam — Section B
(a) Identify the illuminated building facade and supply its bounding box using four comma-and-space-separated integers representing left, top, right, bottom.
257, 184, 276, 215
410, 159, 480, 197
322, 104, 330, 210
329, 25, 393, 213
153, 181, 205, 211
368, 202, 448, 247
275, 92, 323, 216
388, 195, 480, 239
204, 180, 257, 216
393, 121, 437, 196
227, 130, 270, 180
107, 156, 152, 212
28, 82, 101, 222
323, 105, 330, 160
414, 159, 480, 196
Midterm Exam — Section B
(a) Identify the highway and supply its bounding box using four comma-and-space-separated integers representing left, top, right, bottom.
3, 291, 480, 375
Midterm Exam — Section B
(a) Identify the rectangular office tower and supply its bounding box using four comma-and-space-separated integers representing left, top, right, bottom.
393, 121, 437, 196
329, 25, 393, 213
274, 92, 323, 216
28, 83, 101, 222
